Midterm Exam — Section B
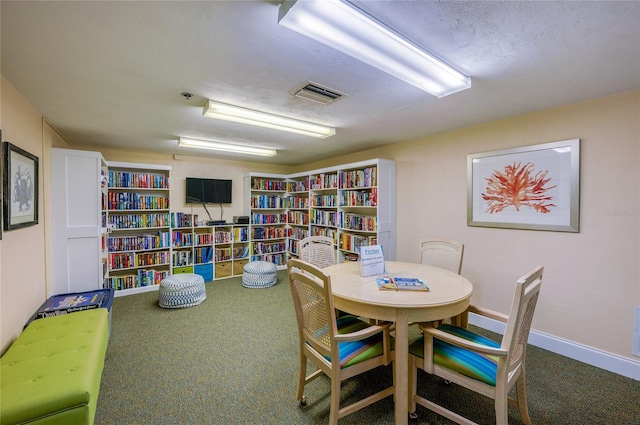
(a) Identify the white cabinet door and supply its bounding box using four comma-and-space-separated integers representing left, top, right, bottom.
51, 148, 105, 295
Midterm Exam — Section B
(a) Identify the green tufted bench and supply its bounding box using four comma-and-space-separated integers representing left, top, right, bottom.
0, 308, 109, 425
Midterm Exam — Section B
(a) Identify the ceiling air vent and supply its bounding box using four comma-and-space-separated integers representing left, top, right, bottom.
291, 82, 346, 105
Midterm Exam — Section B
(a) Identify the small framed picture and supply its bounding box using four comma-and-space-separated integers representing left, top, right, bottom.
0, 130, 3, 239
3, 141, 39, 231
467, 139, 580, 232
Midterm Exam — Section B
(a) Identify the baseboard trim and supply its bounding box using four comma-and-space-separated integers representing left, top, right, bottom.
469, 313, 640, 381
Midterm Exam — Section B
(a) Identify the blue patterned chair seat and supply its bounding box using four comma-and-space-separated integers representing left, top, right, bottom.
158, 274, 206, 309
242, 261, 278, 288
409, 324, 500, 386
316, 315, 391, 368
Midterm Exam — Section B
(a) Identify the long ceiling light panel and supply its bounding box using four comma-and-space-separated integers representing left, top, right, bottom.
203, 100, 335, 138
178, 137, 277, 157
278, 0, 471, 98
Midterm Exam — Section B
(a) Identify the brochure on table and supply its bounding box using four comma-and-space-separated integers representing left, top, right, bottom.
359, 244, 385, 277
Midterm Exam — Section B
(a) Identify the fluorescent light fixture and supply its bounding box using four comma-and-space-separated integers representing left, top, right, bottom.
278, 0, 471, 98
203, 100, 335, 138
178, 137, 277, 157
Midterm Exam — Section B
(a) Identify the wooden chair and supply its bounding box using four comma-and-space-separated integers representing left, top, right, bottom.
286, 259, 395, 424
418, 237, 464, 274
417, 237, 465, 326
298, 235, 336, 269
408, 265, 543, 425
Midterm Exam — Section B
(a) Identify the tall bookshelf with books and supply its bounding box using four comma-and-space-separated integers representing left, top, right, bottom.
244, 158, 396, 267
104, 162, 172, 296
286, 175, 310, 259
245, 175, 290, 266
309, 169, 339, 257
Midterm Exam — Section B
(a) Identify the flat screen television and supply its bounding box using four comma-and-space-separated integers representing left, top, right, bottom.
186, 177, 232, 204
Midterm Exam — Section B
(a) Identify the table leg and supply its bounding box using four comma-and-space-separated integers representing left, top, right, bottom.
394, 310, 409, 425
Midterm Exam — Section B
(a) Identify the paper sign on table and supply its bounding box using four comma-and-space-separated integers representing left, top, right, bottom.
359, 244, 385, 277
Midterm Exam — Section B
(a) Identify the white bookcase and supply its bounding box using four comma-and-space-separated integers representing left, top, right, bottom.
105, 161, 172, 297
50, 148, 109, 295
244, 158, 396, 267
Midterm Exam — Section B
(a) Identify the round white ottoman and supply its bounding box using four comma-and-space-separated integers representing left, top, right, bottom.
242, 261, 278, 288
159, 274, 206, 308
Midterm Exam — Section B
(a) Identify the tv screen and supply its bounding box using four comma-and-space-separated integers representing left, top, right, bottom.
186, 178, 232, 204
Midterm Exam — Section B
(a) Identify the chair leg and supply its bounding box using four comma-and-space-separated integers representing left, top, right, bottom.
515, 374, 532, 425
329, 373, 341, 425
296, 352, 307, 404
494, 386, 509, 425
408, 356, 418, 416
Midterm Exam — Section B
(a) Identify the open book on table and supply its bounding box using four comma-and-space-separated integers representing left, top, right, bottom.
376, 276, 430, 291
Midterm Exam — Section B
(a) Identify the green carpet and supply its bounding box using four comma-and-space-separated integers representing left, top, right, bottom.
96, 271, 640, 424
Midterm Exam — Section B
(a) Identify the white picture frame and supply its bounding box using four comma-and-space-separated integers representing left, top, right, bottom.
467, 139, 580, 232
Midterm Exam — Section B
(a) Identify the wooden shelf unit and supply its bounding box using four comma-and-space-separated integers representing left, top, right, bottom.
170, 217, 250, 281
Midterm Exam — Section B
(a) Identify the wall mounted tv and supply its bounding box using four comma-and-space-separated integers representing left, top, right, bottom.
185, 178, 232, 204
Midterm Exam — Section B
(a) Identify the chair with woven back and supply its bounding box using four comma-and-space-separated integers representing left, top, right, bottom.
418, 237, 465, 326
418, 237, 464, 274
408, 265, 544, 425
286, 259, 395, 425
298, 235, 336, 269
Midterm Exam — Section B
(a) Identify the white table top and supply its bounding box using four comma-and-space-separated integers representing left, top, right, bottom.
325, 260, 473, 321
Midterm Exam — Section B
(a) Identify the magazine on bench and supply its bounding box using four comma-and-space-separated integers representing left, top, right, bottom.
36, 291, 106, 318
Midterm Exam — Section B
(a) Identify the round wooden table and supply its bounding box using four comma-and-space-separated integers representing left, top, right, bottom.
323, 261, 473, 424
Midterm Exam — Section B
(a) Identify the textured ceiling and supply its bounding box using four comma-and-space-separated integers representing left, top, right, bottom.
1, 1, 639, 165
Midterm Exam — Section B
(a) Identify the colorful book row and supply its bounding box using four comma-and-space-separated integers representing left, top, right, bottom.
251, 226, 290, 240
339, 167, 377, 189
251, 252, 287, 265
339, 233, 377, 253
339, 212, 377, 232
250, 195, 286, 209
251, 213, 287, 225
109, 171, 170, 189
251, 241, 287, 254
340, 187, 378, 207
251, 178, 286, 191
108, 213, 170, 229
171, 212, 197, 228
108, 250, 170, 270
108, 192, 170, 210
311, 210, 338, 227
104, 269, 168, 290
108, 232, 170, 252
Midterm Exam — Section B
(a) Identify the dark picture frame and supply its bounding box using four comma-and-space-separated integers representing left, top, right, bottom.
3, 141, 39, 231
467, 139, 580, 232
0, 130, 3, 239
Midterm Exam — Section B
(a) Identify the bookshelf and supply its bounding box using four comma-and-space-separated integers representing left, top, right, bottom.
104, 162, 172, 297
244, 158, 396, 267
245, 175, 290, 266
169, 216, 250, 280
50, 148, 110, 295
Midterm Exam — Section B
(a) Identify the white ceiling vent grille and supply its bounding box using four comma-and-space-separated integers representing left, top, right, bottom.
291, 82, 346, 105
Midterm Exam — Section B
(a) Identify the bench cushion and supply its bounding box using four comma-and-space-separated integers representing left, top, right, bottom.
0, 308, 109, 425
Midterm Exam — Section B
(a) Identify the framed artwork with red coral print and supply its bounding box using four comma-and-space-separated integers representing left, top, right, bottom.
467, 139, 580, 232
